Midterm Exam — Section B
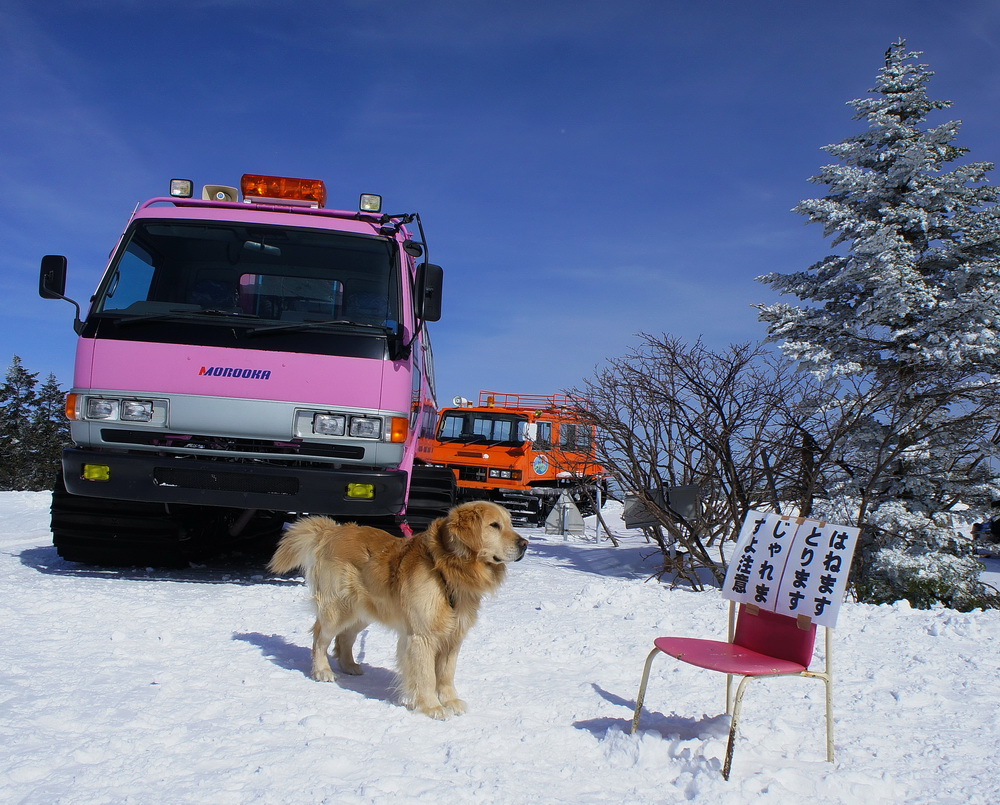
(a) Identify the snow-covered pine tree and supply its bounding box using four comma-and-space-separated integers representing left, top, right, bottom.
0, 356, 40, 491
28, 373, 70, 491
757, 41, 1000, 609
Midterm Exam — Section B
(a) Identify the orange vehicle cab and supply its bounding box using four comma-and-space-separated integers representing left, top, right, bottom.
429, 391, 608, 524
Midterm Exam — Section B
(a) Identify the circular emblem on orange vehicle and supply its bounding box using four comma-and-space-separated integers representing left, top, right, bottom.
532, 455, 550, 475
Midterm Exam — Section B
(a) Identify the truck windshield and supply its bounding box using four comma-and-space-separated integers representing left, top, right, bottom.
437, 412, 529, 445
92, 221, 399, 331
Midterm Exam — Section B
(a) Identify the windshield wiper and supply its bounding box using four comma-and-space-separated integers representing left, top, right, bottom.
113, 308, 259, 328
191, 308, 260, 318
112, 308, 200, 327
247, 319, 392, 337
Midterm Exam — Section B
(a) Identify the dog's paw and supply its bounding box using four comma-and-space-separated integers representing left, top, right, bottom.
311, 668, 337, 682
441, 698, 467, 716
410, 698, 453, 720
338, 661, 363, 676
421, 705, 452, 721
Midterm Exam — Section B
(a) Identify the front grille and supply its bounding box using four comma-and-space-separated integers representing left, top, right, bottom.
102, 429, 365, 460
452, 464, 488, 483
153, 467, 298, 495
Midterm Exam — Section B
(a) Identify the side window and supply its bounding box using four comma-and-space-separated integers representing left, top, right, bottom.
100, 243, 155, 311
559, 423, 575, 449
559, 422, 591, 451
535, 421, 553, 450
422, 328, 436, 399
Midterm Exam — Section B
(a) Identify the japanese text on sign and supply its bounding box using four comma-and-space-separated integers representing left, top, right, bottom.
721, 510, 859, 627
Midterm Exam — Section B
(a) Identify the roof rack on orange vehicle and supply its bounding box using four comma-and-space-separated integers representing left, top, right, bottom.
477, 390, 579, 412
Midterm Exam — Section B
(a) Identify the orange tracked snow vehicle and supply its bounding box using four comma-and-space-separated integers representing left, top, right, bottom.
429, 391, 608, 524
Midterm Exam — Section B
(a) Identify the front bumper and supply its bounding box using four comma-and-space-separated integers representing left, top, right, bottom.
61, 448, 407, 516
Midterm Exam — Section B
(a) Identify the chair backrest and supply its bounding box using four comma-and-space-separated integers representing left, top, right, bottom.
733, 604, 817, 667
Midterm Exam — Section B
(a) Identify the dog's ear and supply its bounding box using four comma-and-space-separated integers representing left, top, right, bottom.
441, 504, 482, 557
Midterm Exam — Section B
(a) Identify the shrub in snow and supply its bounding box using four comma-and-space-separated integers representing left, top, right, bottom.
812, 496, 987, 610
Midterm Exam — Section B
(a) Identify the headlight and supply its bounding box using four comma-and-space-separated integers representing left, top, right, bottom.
86, 398, 119, 420
298, 409, 394, 441
489, 469, 521, 480
76, 396, 165, 425
313, 413, 347, 436
349, 417, 382, 439
121, 400, 154, 422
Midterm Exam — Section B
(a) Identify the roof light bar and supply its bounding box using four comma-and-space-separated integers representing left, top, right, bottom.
241, 174, 327, 207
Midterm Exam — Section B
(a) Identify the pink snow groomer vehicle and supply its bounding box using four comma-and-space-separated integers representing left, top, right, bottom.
40, 174, 452, 565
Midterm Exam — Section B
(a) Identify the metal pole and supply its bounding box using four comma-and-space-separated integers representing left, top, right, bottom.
594, 484, 603, 542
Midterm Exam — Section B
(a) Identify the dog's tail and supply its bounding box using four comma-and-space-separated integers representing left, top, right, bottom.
268, 515, 337, 577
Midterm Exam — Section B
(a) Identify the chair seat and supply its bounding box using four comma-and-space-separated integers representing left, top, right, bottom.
653, 636, 809, 676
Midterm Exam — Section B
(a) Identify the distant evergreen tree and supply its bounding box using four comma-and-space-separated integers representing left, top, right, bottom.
29, 373, 71, 490
0, 356, 41, 491
0, 357, 69, 491
758, 41, 1000, 609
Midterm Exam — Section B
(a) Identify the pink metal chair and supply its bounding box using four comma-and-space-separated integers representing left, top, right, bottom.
631, 601, 833, 779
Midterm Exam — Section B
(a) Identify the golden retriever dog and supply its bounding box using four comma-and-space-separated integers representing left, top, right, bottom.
268, 500, 527, 720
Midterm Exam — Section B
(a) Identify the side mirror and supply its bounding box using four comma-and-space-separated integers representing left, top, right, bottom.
415, 263, 443, 322
39, 254, 84, 333
40, 255, 68, 299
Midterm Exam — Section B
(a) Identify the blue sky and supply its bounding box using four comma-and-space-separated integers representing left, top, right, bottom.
3, 0, 1000, 405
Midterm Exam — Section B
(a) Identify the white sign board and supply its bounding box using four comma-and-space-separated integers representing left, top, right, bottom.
722, 510, 860, 628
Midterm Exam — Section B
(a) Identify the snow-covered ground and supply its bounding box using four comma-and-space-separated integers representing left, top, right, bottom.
2, 491, 999, 804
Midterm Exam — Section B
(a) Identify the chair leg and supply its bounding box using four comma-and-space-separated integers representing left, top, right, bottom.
722, 675, 754, 780
823, 674, 834, 762
723, 671, 834, 778
631, 647, 661, 734
824, 626, 834, 762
